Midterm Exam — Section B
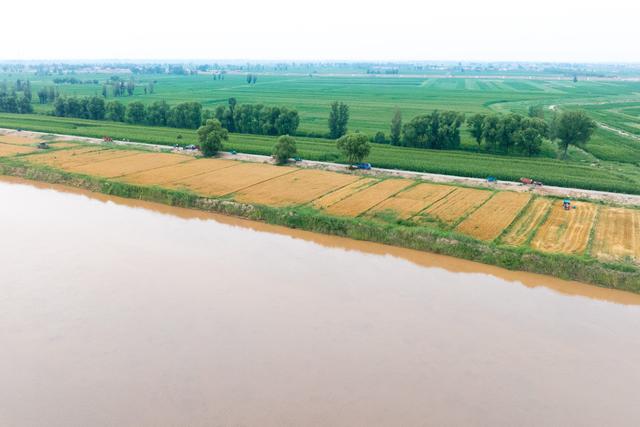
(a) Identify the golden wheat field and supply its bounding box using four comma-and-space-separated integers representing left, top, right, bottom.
0, 135, 41, 145
325, 179, 414, 217
120, 158, 236, 185
0, 143, 37, 157
591, 207, 640, 262
422, 187, 493, 224
531, 201, 598, 254
501, 197, 553, 246
370, 182, 455, 219
171, 162, 296, 196
456, 192, 531, 241
235, 169, 359, 206
67, 152, 190, 178
312, 177, 378, 209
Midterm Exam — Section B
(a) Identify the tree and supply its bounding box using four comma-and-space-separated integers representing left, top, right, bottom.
167, 102, 202, 129
252, 74, 257, 84
125, 101, 146, 124
87, 96, 105, 120
514, 118, 546, 156
467, 113, 486, 149
246, 74, 253, 84
373, 131, 386, 144
328, 101, 349, 139
272, 135, 297, 164
197, 118, 228, 157
390, 109, 402, 145
106, 101, 126, 122
126, 79, 135, 96
496, 113, 522, 153
482, 114, 501, 151
402, 111, 463, 149
102, 85, 108, 98
556, 111, 596, 159
145, 100, 170, 126
274, 108, 300, 135
227, 97, 237, 131
528, 105, 544, 119
337, 133, 371, 166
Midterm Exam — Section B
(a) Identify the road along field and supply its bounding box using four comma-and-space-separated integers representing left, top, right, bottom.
3, 142, 640, 280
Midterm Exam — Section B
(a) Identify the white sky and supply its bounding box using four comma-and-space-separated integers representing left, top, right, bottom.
2, 0, 639, 62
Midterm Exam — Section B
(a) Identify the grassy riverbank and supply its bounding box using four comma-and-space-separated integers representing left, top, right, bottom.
1, 157, 638, 293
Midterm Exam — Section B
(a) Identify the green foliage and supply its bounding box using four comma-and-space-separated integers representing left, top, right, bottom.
328, 101, 349, 139
390, 109, 402, 145
467, 113, 486, 148
528, 105, 545, 119
197, 118, 228, 157
337, 133, 371, 165
402, 110, 464, 149
556, 111, 597, 158
125, 101, 146, 124
214, 103, 300, 136
373, 131, 386, 144
106, 101, 125, 122
272, 135, 297, 164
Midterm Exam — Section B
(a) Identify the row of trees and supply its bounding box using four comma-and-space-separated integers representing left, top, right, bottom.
0, 79, 33, 113
52, 96, 204, 129
37, 86, 59, 104
213, 99, 300, 136
467, 113, 549, 156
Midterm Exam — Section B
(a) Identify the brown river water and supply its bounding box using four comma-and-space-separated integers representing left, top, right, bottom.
1, 176, 640, 427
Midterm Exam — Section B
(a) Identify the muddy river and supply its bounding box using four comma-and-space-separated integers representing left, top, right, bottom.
1, 177, 640, 427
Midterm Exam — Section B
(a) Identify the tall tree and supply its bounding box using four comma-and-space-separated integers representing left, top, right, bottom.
272, 135, 297, 165
556, 111, 596, 159
390, 109, 402, 145
106, 101, 126, 122
197, 119, 228, 157
328, 101, 349, 139
125, 101, 146, 124
336, 132, 371, 166
467, 113, 486, 150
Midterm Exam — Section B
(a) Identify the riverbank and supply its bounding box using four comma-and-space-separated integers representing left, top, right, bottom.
0, 155, 638, 293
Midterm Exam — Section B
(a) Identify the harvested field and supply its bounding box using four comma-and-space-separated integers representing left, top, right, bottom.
312, 178, 378, 209
0, 135, 41, 145
456, 192, 531, 241
24, 146, 108, 166
531, 201, 598, 254
370, 182, 455, 219
0, 143, 37, 157
325, 179, 414, 217
234, 169, 359, 207
120, 158, 236, 185
48, 142, 80, 149
502, 198, 553, 246
67, 152, 190, 178
172, 162, 296, 197
591, 207, 640, 263
421, 187, 493, 224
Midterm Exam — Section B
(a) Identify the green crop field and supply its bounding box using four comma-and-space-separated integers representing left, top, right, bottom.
2, 112, 640, 194
3, 69, 640, 194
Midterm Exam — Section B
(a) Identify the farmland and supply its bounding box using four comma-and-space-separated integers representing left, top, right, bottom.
1, 136, 639, 286
0, 67, 639, 197
2, 113, 640, 194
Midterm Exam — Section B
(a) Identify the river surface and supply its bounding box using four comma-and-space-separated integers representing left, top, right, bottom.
1, 176, 640, 427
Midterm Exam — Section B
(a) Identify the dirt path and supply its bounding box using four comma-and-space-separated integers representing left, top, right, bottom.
3, 127, 640, 207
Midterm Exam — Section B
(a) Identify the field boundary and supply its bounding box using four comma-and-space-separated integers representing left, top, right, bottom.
1, 160, 638, 293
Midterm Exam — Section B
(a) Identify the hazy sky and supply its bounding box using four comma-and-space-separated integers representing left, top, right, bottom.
2, 0, 638, 62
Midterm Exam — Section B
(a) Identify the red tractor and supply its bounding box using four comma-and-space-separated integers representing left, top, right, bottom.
102, 136, 113, 142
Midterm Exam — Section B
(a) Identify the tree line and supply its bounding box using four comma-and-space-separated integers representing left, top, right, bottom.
213, 98, 300, 136
0, 79, 33, 114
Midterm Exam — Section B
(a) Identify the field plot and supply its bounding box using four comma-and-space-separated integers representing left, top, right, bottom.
421, 187, 493, 224
25, 146, 110, 166
234, 169, 359, 207
312, 177, 378, 209
325, 179, 414, 217
531, 201, 598, 254
48, 142, 80, 148
591, 207, 640, 262
67, 152, 190, 178
172, 162, 295, 197
369, 182, 455, 219
501, 198, 553, 246
456, 192, 531, 241
0, 135, 41, 145
0, 143, 36, 157
120, 158, 236, 185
